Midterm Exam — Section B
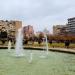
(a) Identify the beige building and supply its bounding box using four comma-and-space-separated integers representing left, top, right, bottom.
0, 20, 22, 37
53, 25, 67, 35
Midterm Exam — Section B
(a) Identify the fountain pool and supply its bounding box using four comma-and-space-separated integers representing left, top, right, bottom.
0, 49, 75, 75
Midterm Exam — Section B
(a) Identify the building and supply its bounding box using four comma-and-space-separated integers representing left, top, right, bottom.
23, 25, 34, 38
67, 17, 75, 35
0, 20, 22, 38
9, 20, 22, 37
53, 25, 67, 35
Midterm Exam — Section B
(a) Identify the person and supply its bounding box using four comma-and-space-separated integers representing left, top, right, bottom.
64, 40, 70, 48
49, 40, 52, 45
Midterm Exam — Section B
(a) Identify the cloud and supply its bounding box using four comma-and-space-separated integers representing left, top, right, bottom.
0, 0, 75, 33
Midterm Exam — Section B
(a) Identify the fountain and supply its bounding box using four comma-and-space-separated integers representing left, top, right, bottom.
40, 33, 48, 58
15, 28, 24, 57
29, 50, 33, 63
14, 27, 33, 63
8, 27, 48, 61
44, 34, 48, 55
8, 41, 11, 52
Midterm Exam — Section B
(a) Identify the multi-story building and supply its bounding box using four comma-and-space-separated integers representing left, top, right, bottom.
23, 25, 34, 38
53, 25, 67, 35
67, 17, 75, 35
0, 20, 22, 38
8, 20, 22, 37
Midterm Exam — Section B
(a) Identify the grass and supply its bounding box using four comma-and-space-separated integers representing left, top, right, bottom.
29, 42, 75, 49
0, 41, 75, 49
0, 50, 75, 75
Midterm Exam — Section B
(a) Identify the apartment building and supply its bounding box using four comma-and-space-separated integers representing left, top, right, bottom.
53, 25, 67, 35
67, 17, 75, 35
0, 20, 22, 38
23, 25, 34, 38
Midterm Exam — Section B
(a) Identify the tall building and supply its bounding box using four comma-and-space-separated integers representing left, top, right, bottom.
0, 20, 22, 37
53, 25, 67, 35
23, 25, 34, 38
67, 17, 75, 35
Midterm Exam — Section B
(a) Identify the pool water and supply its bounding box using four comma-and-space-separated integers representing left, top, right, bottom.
0, 49, 75, 75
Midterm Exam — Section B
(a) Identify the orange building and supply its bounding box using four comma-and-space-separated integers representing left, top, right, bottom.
23, 25, 34, 39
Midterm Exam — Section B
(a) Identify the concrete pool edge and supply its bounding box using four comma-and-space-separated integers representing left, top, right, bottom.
0, 46, 75, 54
49, 48, 75, 54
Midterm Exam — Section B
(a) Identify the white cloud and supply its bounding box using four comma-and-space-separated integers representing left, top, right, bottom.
0, 0, 75, 33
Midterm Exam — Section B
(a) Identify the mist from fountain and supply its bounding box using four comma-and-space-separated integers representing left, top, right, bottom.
44, 34, 48, 55
40, 33, 48, 58
8, 41, 11, 52
29, 50, 33, 63
15, 28, 24, 57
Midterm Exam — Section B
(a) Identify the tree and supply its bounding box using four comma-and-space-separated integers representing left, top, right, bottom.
0, 31, 7, 38
23, 34, 29, 44
38, 32, 44, 44
0, 31, 7, 44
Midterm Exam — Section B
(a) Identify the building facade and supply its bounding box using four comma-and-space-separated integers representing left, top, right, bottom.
53, 25, 67, 35
0, 20, 22, 38
23, 25, 34, 39
67, 17, 75, 35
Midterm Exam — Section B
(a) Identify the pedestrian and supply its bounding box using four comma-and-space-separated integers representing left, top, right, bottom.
64, 40, 70, 48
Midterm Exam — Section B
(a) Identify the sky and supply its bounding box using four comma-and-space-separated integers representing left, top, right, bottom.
0, 0, 75, 33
